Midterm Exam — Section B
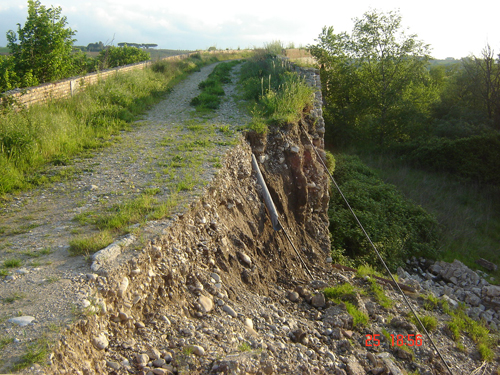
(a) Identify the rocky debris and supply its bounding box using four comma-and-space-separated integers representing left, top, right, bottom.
404, 257, 500, 329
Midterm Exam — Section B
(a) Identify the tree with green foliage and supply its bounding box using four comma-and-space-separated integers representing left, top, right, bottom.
98, 45, 150, 69
6, 0, 76, 85
310, 10, 437, 146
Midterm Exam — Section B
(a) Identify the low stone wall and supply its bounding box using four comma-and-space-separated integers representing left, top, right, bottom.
0, 49, 244, 108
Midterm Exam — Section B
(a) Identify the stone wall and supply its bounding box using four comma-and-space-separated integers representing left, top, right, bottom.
0, 49, 243, 108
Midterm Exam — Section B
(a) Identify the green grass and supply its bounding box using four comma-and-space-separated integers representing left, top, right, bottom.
344, 301, 369, 328
367, 277, 393, 309
3, 258, 21, 268
68, 230, 114, 256
446, 306, 495, 361
408, 313, 438, 332
12, 338, 51, 371
239, 52, 314, 131
190, 60, 241, 111
238, 342, 252, 352
0, 336, 14, 351
3, 292, 25, 303
323, 283, 369, 328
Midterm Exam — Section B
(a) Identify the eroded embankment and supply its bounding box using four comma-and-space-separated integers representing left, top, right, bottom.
48, 69, 331, 374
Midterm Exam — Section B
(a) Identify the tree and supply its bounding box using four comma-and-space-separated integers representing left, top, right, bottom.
6, 0, 76, 84
310, 10, 437, 145
464, 45, 500, 129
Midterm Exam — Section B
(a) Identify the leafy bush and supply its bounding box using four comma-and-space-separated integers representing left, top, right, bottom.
98, 45, 150, 69
328, 154, 440, 271
392, 134, 500, 185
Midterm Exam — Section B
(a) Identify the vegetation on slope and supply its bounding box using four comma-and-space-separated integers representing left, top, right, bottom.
328, 154, 440, 271
239, 49, 315, 133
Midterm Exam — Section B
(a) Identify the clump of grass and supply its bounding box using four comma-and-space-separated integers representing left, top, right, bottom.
0, 336, 14, 351
446, 307, 495, 361
423, 293, 440, 311
68, 230, 114, 256
3, 258, 22, 268
190, 60, 241, 111
344, 301, 369, 328
3, 292, 25, 303
367, 278, 393, 309
324, 283, 368, 328
238, 342, 252, 352
408, 313, 438, 332
12, 338, 51, 371
323, 283, 357, 300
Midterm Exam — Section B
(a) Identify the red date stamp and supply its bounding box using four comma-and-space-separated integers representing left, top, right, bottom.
365, 333, 423, 347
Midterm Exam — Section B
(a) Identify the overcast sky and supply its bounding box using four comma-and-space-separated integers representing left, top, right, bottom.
0, 0, 499, 60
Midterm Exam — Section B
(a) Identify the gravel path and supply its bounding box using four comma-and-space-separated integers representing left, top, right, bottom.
0, 61, 249, 372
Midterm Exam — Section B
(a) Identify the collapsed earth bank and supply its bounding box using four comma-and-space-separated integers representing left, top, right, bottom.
49, 68, 334, 374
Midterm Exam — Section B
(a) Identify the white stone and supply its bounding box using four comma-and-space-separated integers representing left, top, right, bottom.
190, 345, 205, 356
8, 316, 35, 327
117, 277, 129, 298
244, 318, 254, 330
198, 295, 214, 313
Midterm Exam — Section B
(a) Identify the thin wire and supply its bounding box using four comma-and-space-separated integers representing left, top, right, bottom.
299, 123, 454, 375
279, 220, 314, 279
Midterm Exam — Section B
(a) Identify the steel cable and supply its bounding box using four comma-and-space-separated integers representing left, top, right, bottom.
299, 123, 454, 375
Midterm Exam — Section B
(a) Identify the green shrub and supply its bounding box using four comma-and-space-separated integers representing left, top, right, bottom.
328, 154, 440, 271
393, 133, 500, 185
98, 45, 150, 69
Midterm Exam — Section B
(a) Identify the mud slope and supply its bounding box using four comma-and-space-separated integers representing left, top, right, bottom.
49, 75, 332, 373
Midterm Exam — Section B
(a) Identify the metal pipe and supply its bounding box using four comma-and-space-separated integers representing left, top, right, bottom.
251, 153, 282, 231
